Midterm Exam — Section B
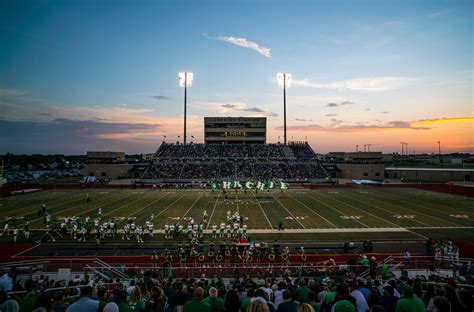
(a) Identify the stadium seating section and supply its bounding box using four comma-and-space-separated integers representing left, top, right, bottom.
143, 143, 328, 181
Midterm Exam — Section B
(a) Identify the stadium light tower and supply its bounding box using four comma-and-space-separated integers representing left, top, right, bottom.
277, 73, 291, 145
179, 72, 193, 145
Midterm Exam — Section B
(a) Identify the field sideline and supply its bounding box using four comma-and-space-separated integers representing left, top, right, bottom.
1, 188, 473, 243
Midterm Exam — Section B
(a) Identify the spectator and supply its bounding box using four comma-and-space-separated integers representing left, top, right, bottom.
331, 285, 357, 312
183, 287, 211, 312
276, 290, 297, 312
128, 286, 144, 311
296, 280, 311, 304
52, 291, 68, 312
394, 285, 424, 312
297, 303, 315, 312
66, 286, 99, 312
34, 294, 51, 312
242, 288, 255, 312
379, 285, 398, 312
223, 289, 240, 312
0, 267, 16, 292
432, 297, 450, 312
104, 302, 120, 312
203, 287, 224, 312
248, 297, 270, 312
115, 290, 133, 312
143, 286, 166, 312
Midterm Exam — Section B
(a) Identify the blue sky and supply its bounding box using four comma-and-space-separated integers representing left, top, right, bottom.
0, 0, 472, 154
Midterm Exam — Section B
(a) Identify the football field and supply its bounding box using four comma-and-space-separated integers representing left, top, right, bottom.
1, 187, 473, 242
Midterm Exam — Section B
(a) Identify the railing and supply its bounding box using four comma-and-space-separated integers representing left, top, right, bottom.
93, 258, 129, 279
1, 255, 473, 281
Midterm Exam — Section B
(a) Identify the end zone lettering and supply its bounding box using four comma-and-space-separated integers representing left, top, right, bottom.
210, 180, 288, 190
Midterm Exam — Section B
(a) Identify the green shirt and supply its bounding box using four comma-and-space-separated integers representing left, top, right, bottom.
296, 286, 311, 303
241, 298, 251, 312
333, 300, 356, 312
183, 298, 212, 312
395, 295, 425, 312
203, 296, 224, 312
19, 294, 37, 312
312, 301, 321, 312
118, 303, 134, 312
323, 291, 337, 305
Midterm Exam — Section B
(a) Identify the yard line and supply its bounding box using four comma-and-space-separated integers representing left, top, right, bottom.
154, 193, 188, 219
355, 192, 460, 227
304, 192, 369, 228
251, 190, 273, 229
236, 191, 239, 213
108, 192, 170, 226
407, 230, 429, 240
177, 192, 205, 225
318, 192, 402, 228
0, 190, 99, 218
286, 191, 336, 228
372, 190, 474, 219
22, 190, 127, 228
95, 191, 157, 221
271, 193, 306, 229
335, 192, 429, 227
206, 191, 221, 230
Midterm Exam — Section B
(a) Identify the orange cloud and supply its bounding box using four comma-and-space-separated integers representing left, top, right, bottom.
277, 116, 473, 133
413, 116, 474, 125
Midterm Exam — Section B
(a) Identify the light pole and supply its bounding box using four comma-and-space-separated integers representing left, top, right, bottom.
438, 141, 442, 168
277, 73, 292, 145
179, 72, 193, 145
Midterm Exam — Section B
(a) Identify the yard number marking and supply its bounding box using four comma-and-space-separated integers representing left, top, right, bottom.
284, 216, 307, 220
115, 216, 136, 221
393, 215, 415, 219
340, 215, 362, 220
449, 214, 468, 219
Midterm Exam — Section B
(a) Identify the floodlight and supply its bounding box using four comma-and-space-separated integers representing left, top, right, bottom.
179, 72, 193, 87
277, 73, 291, 88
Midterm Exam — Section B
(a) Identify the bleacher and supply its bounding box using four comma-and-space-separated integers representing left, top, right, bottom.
142, 143, 328, 182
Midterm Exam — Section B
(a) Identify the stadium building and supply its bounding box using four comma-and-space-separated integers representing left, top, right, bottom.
204, 117, 266, 144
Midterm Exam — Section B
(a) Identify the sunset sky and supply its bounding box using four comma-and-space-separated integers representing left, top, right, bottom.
0, 0, 472, 154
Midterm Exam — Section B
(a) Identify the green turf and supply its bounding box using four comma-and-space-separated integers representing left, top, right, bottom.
0, 188, 473, 243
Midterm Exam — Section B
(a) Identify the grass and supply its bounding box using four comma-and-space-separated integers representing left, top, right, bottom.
0, 188, 473, 243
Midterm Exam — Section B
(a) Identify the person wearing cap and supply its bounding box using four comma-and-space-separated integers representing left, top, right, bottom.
380, 285, 398, 312
276, 290, 297, 312
332, 285, 357, 312
184, 287, 211, 312
395, 285, 424, 312
320, 282, 337, 311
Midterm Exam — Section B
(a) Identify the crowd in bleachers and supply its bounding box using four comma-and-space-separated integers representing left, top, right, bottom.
155, 143, 312, 160
143, 143, 327, 181
1, 260, 472, 312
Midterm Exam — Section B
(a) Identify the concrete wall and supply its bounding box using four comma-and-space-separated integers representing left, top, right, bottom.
336, 164, 385, 180
84, 163, 137, 179
385, 168, 473, 182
